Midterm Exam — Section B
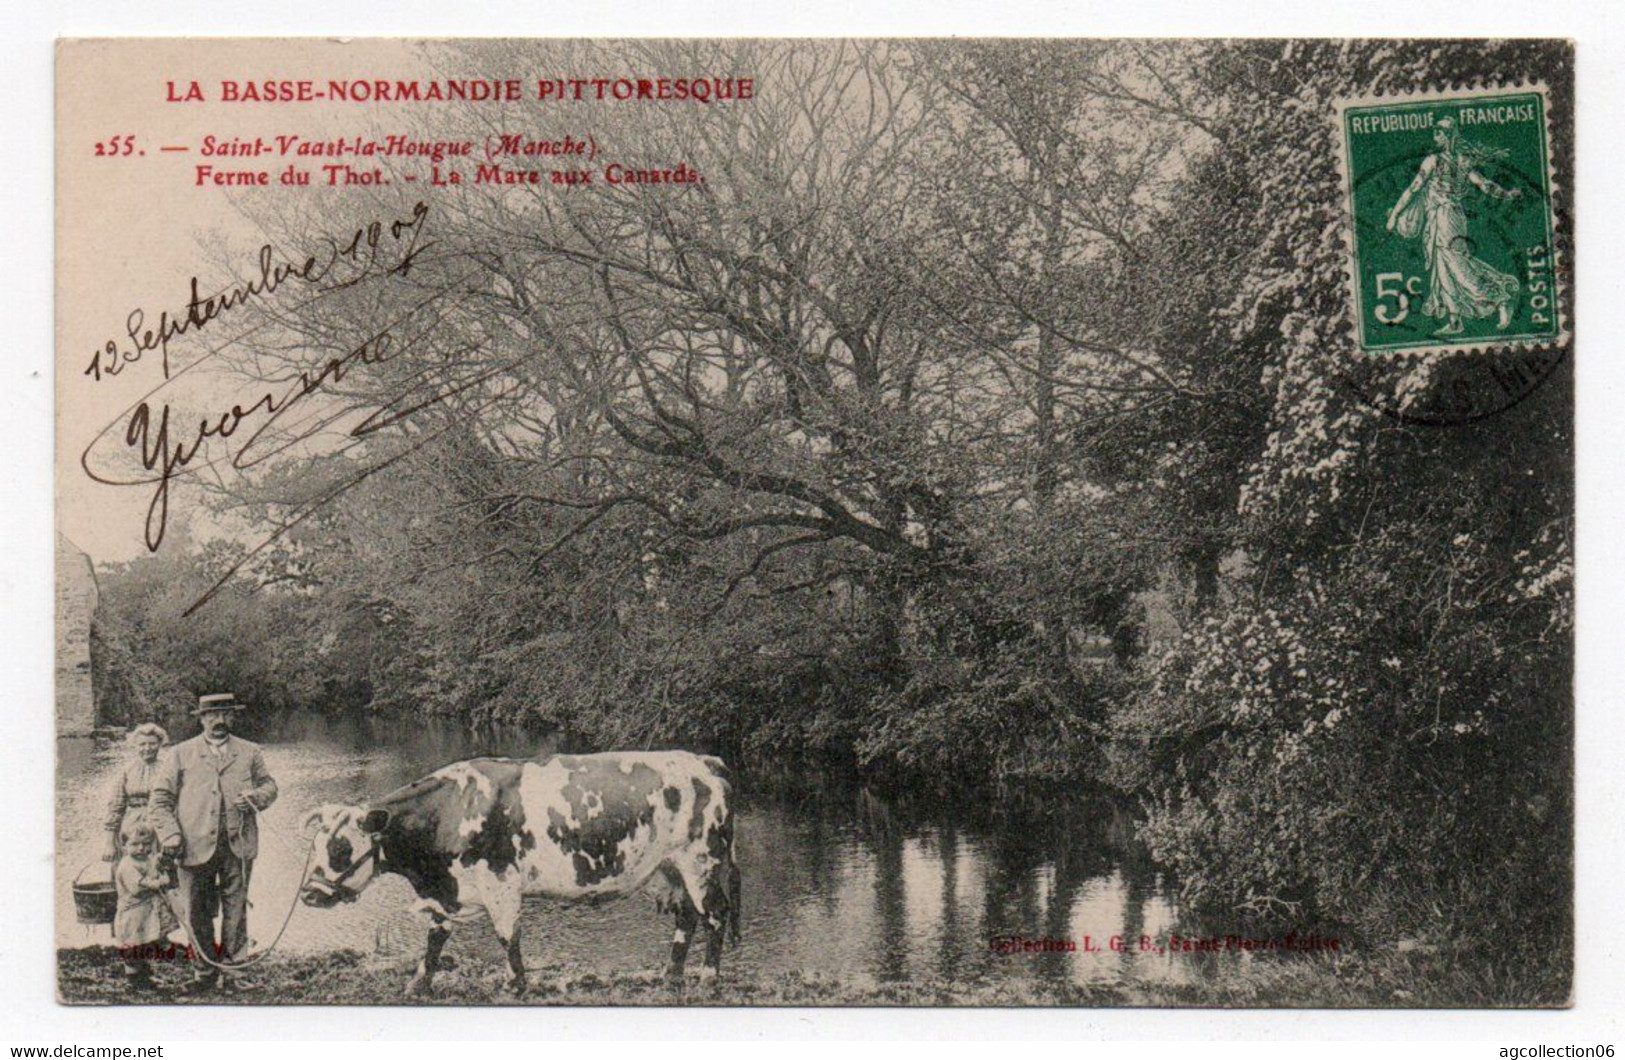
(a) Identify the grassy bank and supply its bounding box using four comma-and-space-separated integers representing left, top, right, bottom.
57, 946, 1564, 1008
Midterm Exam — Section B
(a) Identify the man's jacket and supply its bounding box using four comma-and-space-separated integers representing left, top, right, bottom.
149, 734, 278, 867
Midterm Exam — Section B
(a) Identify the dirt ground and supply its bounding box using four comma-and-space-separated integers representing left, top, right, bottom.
59, 944, 1532, 1008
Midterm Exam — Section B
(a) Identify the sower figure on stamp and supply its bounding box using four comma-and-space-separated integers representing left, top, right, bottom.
149, 693, 278, 992
1385, 115, 1523, 337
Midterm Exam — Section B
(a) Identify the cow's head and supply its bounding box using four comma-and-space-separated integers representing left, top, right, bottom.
300, 804, 389, 908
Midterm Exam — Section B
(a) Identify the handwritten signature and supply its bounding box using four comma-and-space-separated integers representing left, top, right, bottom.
77, 201, 511, 575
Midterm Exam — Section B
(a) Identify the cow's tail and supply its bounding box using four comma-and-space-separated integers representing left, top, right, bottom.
726, 855, 742, 947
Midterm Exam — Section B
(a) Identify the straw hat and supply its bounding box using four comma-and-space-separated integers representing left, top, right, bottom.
191, 692, 246, 716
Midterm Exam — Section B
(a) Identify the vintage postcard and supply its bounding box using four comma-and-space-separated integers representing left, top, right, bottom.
55, 38, 1574, 1007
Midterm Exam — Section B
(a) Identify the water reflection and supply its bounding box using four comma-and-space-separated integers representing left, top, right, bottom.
59, 711, 1240, 989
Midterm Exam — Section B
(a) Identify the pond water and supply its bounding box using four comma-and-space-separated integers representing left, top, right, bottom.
57, 711, 1279, 991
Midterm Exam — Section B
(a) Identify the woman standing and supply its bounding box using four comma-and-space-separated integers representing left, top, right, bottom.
102, 723, 168, 863
1385, 116, 1523, 336
102, 722, 179, 949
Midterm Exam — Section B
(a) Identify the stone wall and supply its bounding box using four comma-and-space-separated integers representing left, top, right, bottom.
55, 534, 98, 736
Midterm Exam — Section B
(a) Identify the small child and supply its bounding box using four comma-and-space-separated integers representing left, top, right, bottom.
113, 823, 171, 989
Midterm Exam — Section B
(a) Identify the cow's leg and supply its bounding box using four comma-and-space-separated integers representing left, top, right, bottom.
472, 864, 526, 996
699, 876, 729, 983
666, 899, 699, 986
406, 919, 451, 997
502, 921, 527, 997
670, 856, 729, 985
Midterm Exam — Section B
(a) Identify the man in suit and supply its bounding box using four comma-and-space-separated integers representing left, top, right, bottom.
149, 693, 278, 990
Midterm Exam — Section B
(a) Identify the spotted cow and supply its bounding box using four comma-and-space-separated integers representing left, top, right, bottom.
299, 751, 740, 996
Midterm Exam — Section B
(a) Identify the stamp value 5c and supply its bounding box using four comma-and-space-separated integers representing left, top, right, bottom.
1338, 86, 1561, 356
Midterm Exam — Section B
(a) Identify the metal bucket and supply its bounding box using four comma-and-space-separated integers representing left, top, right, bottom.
72, 865, 117, 925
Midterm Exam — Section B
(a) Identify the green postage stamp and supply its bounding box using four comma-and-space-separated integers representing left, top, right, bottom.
1337, 85, 1561, 355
